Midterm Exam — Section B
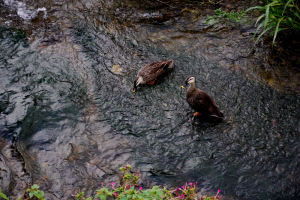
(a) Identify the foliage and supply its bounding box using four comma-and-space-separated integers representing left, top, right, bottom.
0, 184, 46, 200
73, 165, 222, 200
246, 0, 300, 45
206, 8, 247, 24
0, 190, 9, 200
0, 165, 222, 200
26, 184, 46, 200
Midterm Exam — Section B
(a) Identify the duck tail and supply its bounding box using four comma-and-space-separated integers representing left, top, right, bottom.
162, 60, 174, 69
216, 110, 224, 119
210, 108, 224, 119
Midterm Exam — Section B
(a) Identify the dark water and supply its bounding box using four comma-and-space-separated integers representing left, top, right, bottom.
0, 0, 300, 199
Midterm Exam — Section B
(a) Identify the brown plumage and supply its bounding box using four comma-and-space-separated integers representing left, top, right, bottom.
182, 76, 224, 118
132, 60, 174, 92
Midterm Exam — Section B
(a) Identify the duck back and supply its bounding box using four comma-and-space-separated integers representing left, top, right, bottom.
138, 60, 173, 83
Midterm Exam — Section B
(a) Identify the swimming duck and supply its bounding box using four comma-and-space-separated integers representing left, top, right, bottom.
132, 60, 174, 92
181, 76, 224, 119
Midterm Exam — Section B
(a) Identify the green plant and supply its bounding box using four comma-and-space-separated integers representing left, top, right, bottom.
0, 190, 9, 200
26, 184, 46, 200
246, 0, 300, 45
0, 184, 46, 200
73, 165, 222, 200
206, 8, 247, 24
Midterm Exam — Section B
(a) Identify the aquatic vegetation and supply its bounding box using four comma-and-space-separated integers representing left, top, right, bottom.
205, 8, 247, 24
246, 0, 300, 45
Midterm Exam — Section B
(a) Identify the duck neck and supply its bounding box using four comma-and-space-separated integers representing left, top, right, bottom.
187, 82, 195, 93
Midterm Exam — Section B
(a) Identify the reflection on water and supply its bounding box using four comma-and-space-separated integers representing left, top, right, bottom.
0, 0, 300, 199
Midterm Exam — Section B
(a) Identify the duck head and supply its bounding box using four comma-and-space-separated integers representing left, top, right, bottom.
132, 77, 143, 92
181, 76, 195, 88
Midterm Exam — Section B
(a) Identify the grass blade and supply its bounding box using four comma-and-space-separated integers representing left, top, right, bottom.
294, 11, 300, 20
272, 17, 285, 45
264, 4, 270, 29
255, 14, 266, 26
255, 26, 272, 44
245, 6, 263, 12
254, 20, 266, 37
283, 0, 293, 15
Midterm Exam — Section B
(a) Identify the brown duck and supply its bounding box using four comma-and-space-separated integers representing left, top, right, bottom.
132, 60, 174, 92
181, 76, 224, 118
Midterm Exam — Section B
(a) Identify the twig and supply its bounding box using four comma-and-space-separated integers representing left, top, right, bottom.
20, 183, 28, 200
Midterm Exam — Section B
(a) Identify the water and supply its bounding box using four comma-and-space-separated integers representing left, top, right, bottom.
0, 0, 299, 199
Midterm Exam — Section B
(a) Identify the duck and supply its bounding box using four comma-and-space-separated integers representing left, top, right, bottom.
132, 60, 174, 92
181, 76, 224, 119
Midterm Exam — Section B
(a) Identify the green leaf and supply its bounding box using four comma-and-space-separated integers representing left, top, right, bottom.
101, 188, 109, 193
245, 6, 263, 12
32, 184, 40, 189
107, 191, 113, 196
255, 14, 266, 26
264, 4, 270, 29
99, 194, 107, 200
283, 0, 293, 15
136, 194, 144, 199
273, 17, 285, 45
254, 20, 265, 38
255, 26, 273, 44
152, 186, 159, 190
142, 190, 151, 196
156, 190, 164, 196
120, 196, 128, 200
294, 12, 300, 20
29, 193, 34, 198
0, 191, 9, 200
34, 192, 43, 199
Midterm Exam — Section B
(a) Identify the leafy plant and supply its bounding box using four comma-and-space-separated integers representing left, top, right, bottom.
206, 8, 247, 24
0, 165, 222, 200
0, 190, 9, 200
73, 165, 222, 200
246, 0, 300, 45
26, 184, 46, 200
0, 184, 46, 200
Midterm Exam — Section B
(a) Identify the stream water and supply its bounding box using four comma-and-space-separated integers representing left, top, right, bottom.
0, 0, 300, 199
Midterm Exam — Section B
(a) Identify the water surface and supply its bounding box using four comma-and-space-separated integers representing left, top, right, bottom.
0, 0, 299, 199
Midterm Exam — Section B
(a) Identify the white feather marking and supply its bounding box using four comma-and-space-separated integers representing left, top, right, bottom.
136, 77, 144, 86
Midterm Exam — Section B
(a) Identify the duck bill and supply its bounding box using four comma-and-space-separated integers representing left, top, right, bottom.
132, 79, 138, 92
132, 84, 137, 92
181, 82, 188, 88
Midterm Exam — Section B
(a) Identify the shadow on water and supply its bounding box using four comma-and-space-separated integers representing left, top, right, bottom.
0, 0, 300, 199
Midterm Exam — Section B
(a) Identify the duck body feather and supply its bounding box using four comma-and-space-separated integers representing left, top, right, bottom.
133, 60, 173, 91
187, 87, 224, 118
183, 76, 224, 118
137, 60, 173, 84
